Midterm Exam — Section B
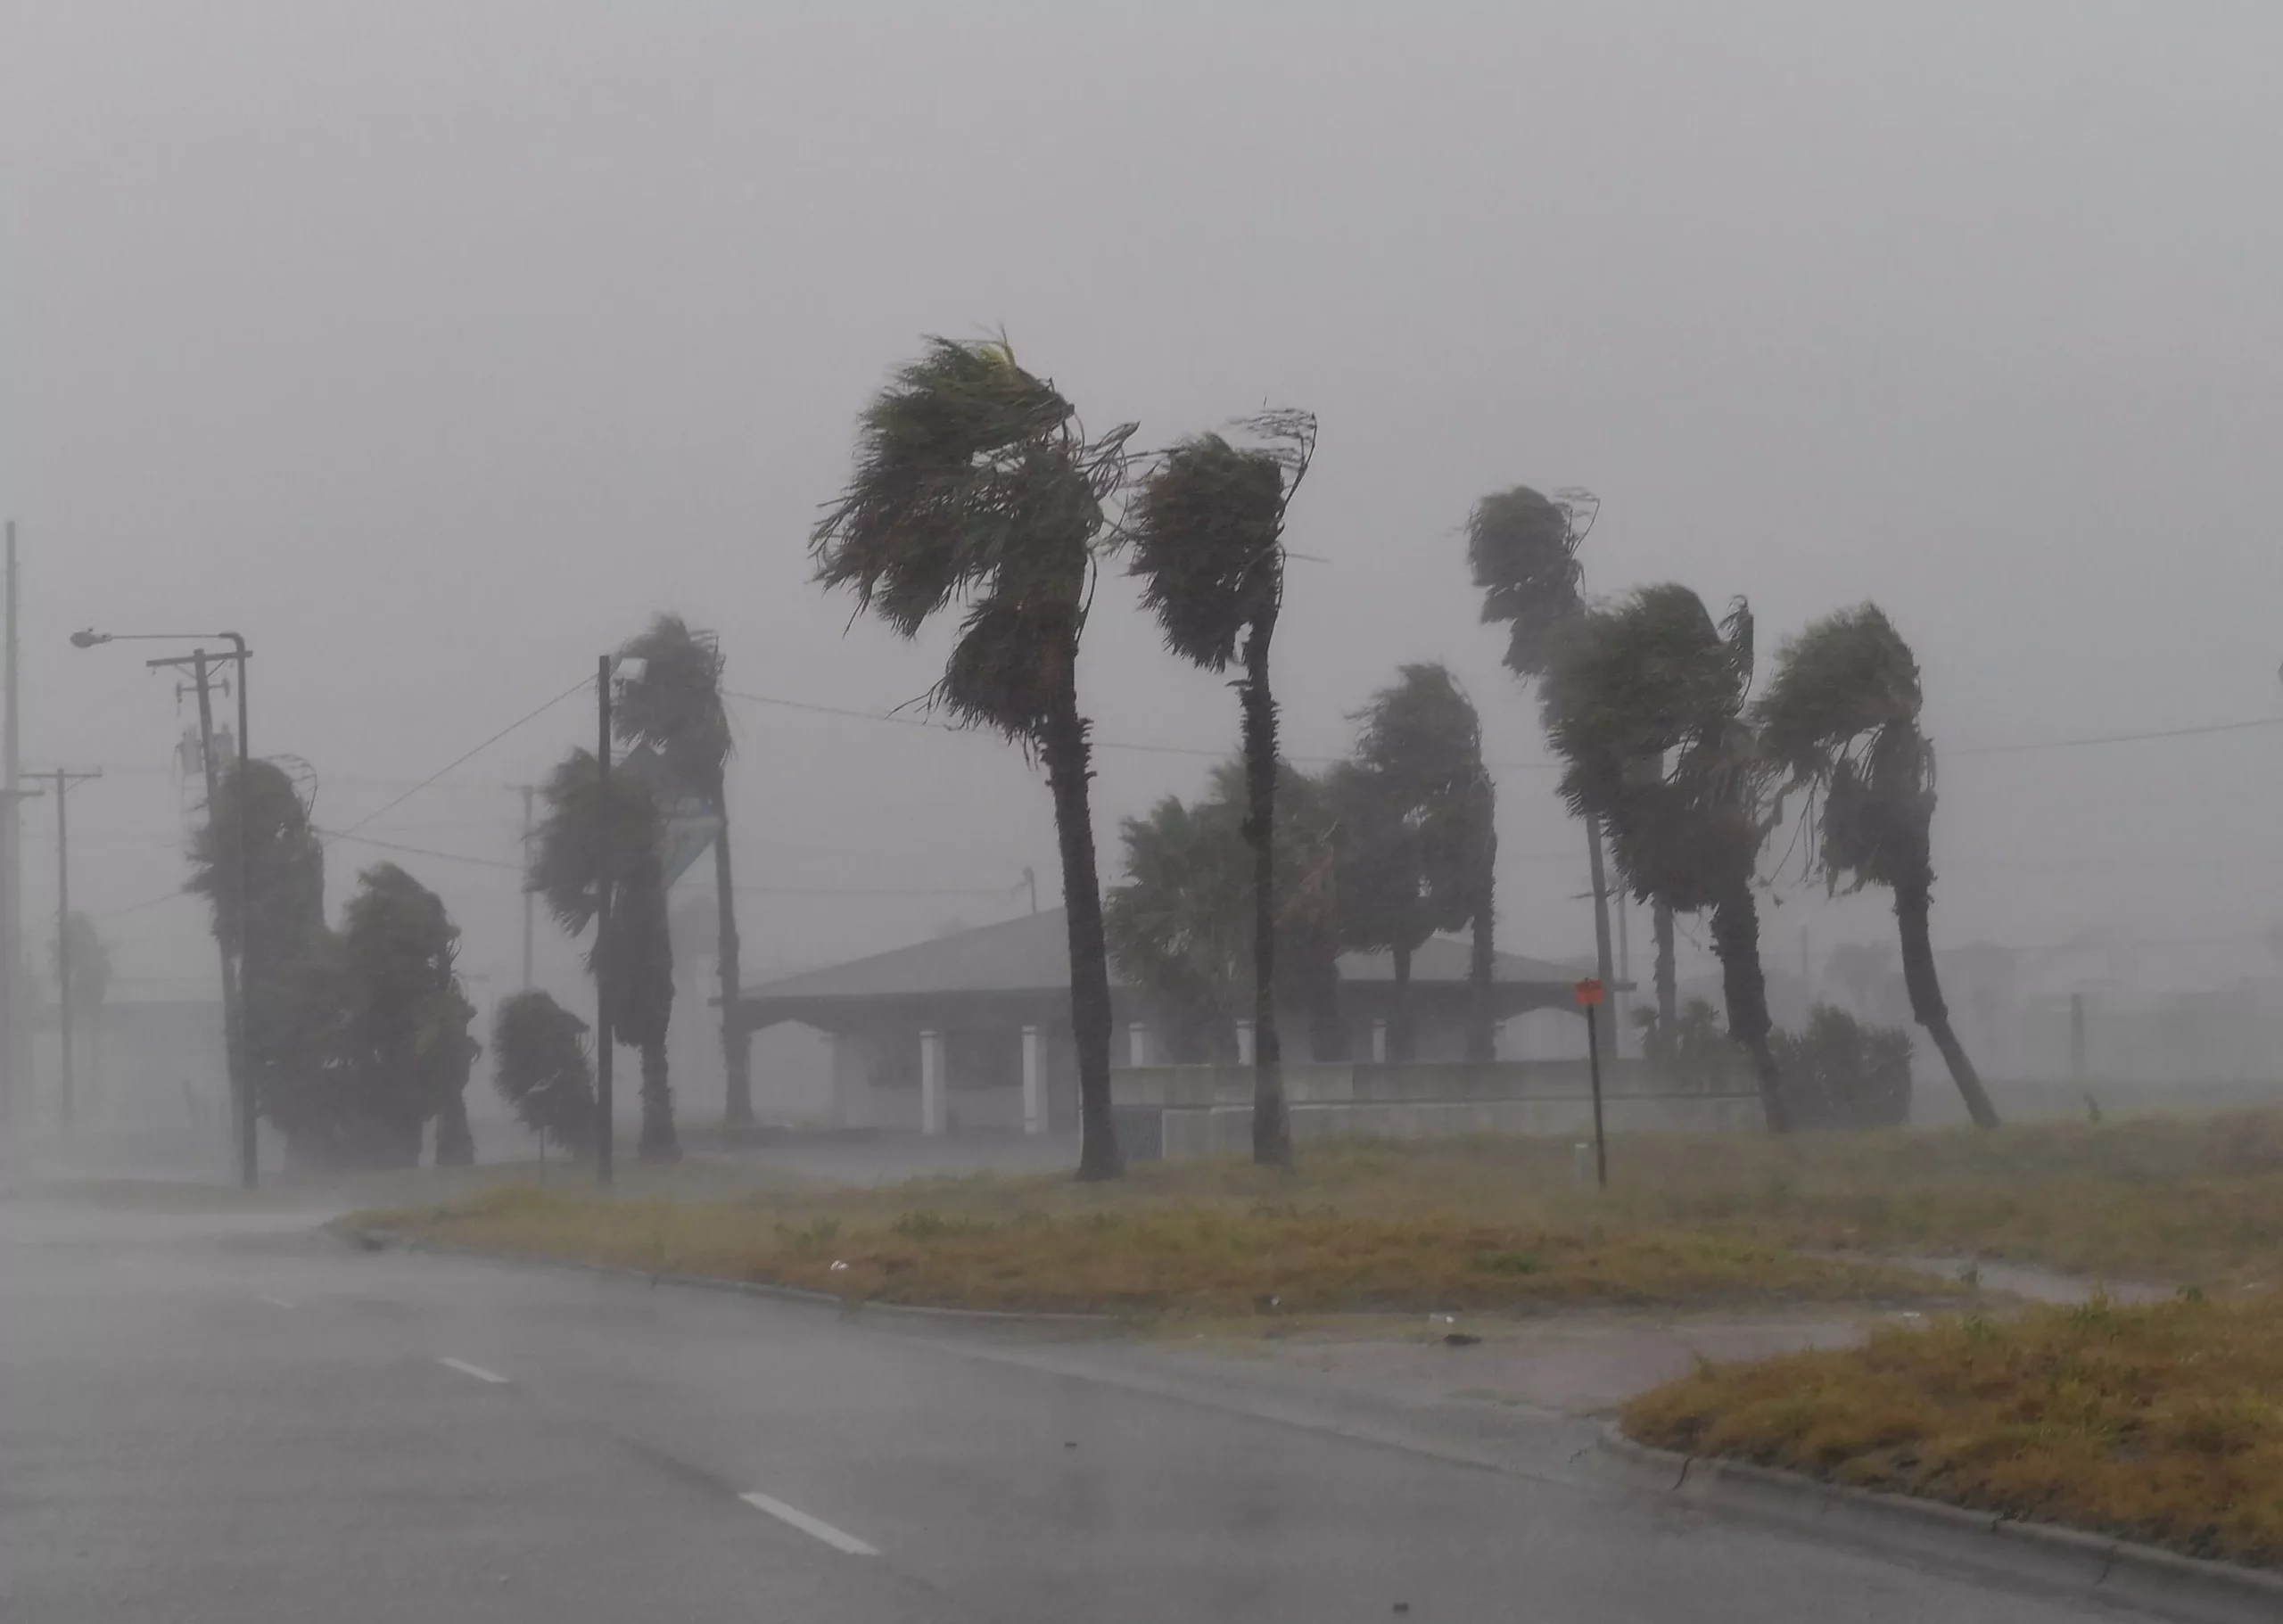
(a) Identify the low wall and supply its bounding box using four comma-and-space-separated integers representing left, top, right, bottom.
1110, 1060, 1762, 1160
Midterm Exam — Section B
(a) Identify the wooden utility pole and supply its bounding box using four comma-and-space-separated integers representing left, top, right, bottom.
27, 770, 101, 1133
152, 650, 248, 1184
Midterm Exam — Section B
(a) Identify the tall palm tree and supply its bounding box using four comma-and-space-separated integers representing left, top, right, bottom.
186, 758, 329, 1154
812, 335, 1134, 1181
1349, 664, 1494, 1061
614, 614, 753, 1126
1465, 484, 1681, 1038
528, 748, 680, 1161
1539, 586, 1792, 1130
1125, 412, 1315, 1166
1758, 605, 2002, 1128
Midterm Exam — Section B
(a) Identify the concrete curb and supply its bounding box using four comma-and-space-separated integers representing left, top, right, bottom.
343, 1229, 1116, 1331
1598, 1423, 2283, 1624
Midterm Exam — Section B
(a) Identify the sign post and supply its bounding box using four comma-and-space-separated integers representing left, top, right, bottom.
1575, 978, 1608, 1191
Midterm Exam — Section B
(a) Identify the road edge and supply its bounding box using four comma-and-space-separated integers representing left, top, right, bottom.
342, 1227, 1117, 1330
1598, 1422, 2283, 1624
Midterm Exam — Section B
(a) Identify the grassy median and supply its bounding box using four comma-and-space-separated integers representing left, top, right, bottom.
1623, 1291, 2283, 1568
348, 1107, 2283, 1316
351, 1182, 1956, 1316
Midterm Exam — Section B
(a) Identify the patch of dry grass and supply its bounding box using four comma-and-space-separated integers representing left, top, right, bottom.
349, 1107, 2283, 1317
355, 1184, 1957, 1317
1623, 1292, 2283, 1567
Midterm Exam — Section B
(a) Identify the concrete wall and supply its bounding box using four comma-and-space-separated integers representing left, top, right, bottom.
1111, 1059, 1761, 1159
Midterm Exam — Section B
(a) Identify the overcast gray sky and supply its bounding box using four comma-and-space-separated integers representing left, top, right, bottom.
5, 0, 2279, 1011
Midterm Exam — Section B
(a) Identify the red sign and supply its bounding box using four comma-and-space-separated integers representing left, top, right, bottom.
1574, 978, 1606, 1008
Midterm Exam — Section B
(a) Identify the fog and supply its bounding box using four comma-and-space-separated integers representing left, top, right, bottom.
5, 2, 2279, 1073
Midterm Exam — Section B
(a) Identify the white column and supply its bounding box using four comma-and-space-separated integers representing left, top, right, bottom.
1021, 1024, 1046, 1136
919, 1028, 946, 1136
1370, 1018, 1389, 1064
1127, 1022, 1150, 1068
1234, 1018, 1255, 1065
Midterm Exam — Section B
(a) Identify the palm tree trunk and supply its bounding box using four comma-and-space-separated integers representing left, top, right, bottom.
637, 1040, 681, 1161
1653, 898, 1677, 1037
433, 1089, 475, 1166
1893, 869, 2000, 1129
1466, 828, 1497, 1064
712, 824, 754, 1127
1389, 942, 1413, 1062
1239, 622, 1290, 1167
1710, 885, 1790, 1133
1042, 697, 1124, 1182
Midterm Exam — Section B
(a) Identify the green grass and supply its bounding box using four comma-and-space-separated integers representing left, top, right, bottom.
1624, 1292, 2283, 1568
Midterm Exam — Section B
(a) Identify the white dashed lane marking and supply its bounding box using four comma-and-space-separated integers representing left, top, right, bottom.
738, 1492, 880, 1556
437, 1356, 510, 1385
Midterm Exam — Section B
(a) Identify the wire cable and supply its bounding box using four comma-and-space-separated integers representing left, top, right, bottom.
335, 674, 592, 837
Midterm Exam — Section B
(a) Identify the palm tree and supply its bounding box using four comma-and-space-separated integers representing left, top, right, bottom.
1758, 605, 2001, 1128
186, 758, 329, 1154
1539, 586, 1791, 1130
1125, 412, 1315, 1165
1104, 760, 1349, 1069
614, 614, 753, 1127
493, 989, 597, 1152
1465, 484, 1682, 1040
337, 862, 480, 1166
812, 335, 1134, 1181
1105, 792, 1248, 1063
528, 748, 680, 1161
1348, 664, 1495, 1060
1466, 485, 1584, 680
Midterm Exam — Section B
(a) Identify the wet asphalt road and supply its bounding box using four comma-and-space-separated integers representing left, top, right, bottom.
1, 1198, 2150, 1624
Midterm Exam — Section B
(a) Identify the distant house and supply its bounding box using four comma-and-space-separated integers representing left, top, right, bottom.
736, 908, 1595, 1133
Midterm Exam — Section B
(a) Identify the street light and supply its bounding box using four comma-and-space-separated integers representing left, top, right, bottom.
71, 628, 256, 1190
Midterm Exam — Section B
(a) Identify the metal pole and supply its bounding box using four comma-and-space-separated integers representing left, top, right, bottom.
1613, 892, 1631, 1061
1586, 997, 1607, 1191
594, 656, 614, 1189
39, 771, 99, 1134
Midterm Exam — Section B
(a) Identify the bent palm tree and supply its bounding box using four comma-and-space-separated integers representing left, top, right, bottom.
1467, 485, 1677, 1038
813, 336, 1135, 1180
614, 614, 752, 1126
1126, 412, 1315, 1165
1758, 605, 2001, 1128
528, 748, 680, 1161
1540, 586, 1790, 1130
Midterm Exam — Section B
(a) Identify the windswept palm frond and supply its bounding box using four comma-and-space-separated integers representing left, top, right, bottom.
1126, 432, 1290, 671
526, 749, 664, 938
614, 614, 731, 804
1467, 485, 1585, 679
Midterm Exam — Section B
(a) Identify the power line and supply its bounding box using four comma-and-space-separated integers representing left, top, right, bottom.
723, 685, 2283, 771
334, 674, 592, 837
319, 825, 1024, 898
1945, 713, 2283, 755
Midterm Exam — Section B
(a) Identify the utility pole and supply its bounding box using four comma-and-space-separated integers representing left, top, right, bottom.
1583, 815, 1620, 1067
27, 770, 100, 1134
151, 651, 245, 1183
594, 656, 614, 1189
